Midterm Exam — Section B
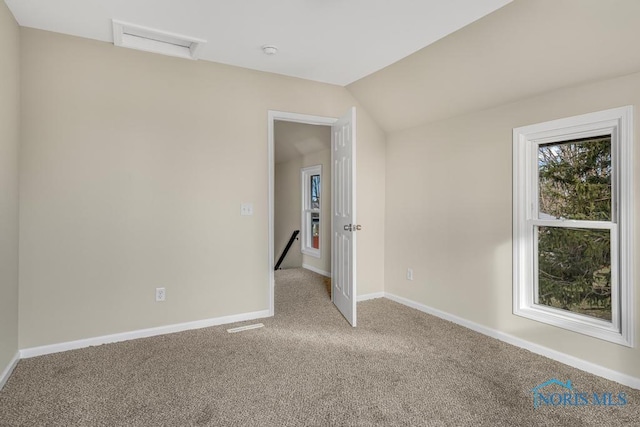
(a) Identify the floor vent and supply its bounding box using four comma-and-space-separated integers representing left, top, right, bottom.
112, 20, 206, 60
227, 323, 265, 333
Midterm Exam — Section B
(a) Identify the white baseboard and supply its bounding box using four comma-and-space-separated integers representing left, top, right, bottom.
0, 351, 20, 390
302, 264, 331, 278
20, 309, 271, 359
384, 292, 640, 390
13, 291, 640, 390
357, 292, 385, 302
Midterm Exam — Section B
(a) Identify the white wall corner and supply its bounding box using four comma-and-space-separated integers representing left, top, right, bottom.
20, 309, 271, 359
302, 264, 331, 278
357, 292, 385, 302
0, 351, 20, 391
384, 293, 640, 390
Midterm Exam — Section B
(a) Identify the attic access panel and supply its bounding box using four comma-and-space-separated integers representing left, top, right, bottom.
112, 20, 206, 60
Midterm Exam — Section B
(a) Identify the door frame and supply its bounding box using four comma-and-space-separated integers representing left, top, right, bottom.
268, 110, 338, 316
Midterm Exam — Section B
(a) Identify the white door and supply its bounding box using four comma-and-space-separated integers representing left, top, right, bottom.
331, 107, 357, 326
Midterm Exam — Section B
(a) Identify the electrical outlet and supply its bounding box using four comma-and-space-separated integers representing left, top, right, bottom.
406, 268, 414, 281
155, 287, 166, 302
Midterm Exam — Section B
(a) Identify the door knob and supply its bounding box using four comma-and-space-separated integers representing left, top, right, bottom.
344, 224, 352, 231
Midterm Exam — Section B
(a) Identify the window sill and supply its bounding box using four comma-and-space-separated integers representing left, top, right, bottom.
514, 304, 632, 347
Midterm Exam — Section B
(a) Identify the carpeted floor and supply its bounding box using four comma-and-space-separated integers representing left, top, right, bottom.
1, 268, 638, 426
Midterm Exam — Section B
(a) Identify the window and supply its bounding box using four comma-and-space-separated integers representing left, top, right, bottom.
513, 106, 634, 346
301, 165, 322, 257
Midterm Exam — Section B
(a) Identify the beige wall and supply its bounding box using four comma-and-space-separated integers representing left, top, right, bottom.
274, 156, 303, 269
0, 1, 20, 379
384, 71, 640, 379
18, 28, 385, 348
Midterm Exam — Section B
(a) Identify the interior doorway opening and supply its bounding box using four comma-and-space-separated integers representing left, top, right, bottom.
268, 109, 357, 326
269, 113, 336, 315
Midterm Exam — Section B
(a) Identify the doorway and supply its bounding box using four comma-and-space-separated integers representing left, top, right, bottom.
268, 109, 357, 325
274, 122, 331, 274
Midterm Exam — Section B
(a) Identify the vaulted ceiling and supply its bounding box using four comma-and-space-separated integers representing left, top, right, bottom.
348, 0, 640, 132
5, 0, 640, 133
4, 0, 511, 86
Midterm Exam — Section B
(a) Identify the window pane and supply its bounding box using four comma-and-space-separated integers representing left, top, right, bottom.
538, 135, 611, 221
537, 226, 611, 321
311, 212, 320, 249
310, 175, 320, 209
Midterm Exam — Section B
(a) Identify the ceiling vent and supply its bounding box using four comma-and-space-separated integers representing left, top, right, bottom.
112, 20, 206, 60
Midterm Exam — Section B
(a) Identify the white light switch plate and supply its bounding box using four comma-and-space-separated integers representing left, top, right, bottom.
240, 203, 253, 216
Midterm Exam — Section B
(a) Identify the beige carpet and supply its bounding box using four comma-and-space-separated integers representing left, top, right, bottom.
1, 268, 638, 426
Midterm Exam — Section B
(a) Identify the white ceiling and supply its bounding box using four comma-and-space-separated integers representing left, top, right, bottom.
4, 0, 512, 86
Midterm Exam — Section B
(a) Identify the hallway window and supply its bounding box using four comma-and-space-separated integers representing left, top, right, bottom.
301, 165, 322, 257
513, 106, 634, 347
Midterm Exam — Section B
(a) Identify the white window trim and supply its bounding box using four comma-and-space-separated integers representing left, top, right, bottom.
301, 165, 321, 258
513, 106, 634, 347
